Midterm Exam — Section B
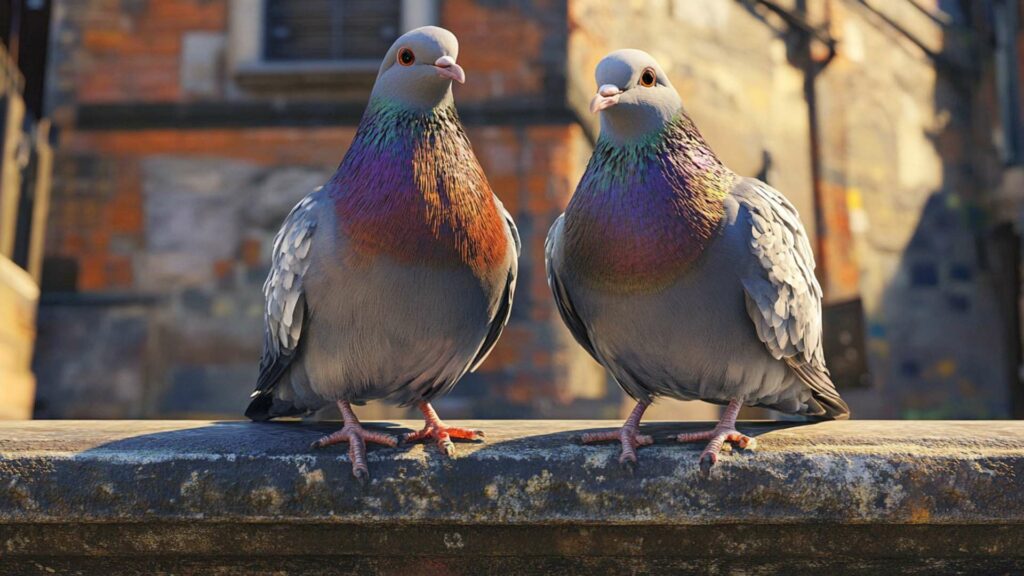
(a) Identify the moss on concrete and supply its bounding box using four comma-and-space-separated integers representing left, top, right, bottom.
0, 420, 1022, 573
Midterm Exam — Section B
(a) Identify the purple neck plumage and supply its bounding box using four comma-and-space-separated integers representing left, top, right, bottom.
326, 99, 508, 276
564, 111, 734, 292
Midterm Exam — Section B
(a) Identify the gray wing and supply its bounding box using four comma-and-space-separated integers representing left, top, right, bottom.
545, 214, 599, 360
732, 179, 850, 419
469, 198, 520, 371
245, 190, 320, 420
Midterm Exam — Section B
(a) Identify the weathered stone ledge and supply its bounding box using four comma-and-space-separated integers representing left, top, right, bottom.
0, 420, 1022, 574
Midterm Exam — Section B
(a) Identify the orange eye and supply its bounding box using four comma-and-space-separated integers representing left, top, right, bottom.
398, 47, 415, 66
639, 67, 657, 87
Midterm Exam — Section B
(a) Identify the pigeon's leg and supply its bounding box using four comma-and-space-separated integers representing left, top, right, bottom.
404, 402, 484, 457
310, 400, 399, 483
580, 401, 654, 472
676, 399, 756, 475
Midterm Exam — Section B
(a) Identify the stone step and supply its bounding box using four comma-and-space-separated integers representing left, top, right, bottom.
0, 419, 1021, 574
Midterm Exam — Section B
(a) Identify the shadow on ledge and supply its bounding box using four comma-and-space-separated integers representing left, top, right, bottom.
0, 419, 1022, 573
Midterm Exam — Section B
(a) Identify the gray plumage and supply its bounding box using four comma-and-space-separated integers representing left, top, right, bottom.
249, 188, 518, 420
546, 49, 848, 420
547, 179, 847, 418
247, 27, 519, 421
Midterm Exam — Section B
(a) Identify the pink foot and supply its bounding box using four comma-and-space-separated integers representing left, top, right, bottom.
676, 399, 756, 476
310, 401, 398, 483
404, 402, 484, 457
580, 401, 653, 473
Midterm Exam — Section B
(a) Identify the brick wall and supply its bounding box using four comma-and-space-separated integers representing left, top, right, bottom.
38, 0, 1021, 420
48, 0, 226, 113
40, 0, 598, 419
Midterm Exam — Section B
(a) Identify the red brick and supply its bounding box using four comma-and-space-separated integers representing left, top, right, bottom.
213, 259, 233, 280
106, 256, 134, 288
241, 238, 263, 268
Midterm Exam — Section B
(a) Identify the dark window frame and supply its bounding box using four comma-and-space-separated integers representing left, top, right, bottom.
230, 0, 436, 92
261, 0, 403, 64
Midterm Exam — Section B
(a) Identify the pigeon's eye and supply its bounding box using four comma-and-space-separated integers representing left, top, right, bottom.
639, 68, 657, 87
398, 47, 415, 66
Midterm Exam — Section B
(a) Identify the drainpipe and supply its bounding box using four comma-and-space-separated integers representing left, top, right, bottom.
754, 0, 838, 293
993, 0, 1023, 165
992, 0, 1024, 416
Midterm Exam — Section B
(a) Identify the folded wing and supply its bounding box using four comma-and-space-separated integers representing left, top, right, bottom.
469, 197, 521, 371
545, 214, 599, 360
245, 190, 320, 420
732, 179, 849, 419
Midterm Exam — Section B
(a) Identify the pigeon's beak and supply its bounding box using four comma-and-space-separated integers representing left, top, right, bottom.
434, 55, 466, 84
590, 84, 621, 113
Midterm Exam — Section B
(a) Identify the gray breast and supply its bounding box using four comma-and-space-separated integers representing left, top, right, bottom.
562, 207, 815, 414
276, 208, 505, 412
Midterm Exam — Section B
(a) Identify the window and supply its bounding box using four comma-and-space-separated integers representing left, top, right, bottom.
263, 0, 402, 63
229, 0, 437, 90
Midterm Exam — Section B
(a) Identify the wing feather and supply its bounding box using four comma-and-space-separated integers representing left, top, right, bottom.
245, 189, 320, 420
468, 198, 520, 372
733, 179, 849, 419
545, 214, 599, 360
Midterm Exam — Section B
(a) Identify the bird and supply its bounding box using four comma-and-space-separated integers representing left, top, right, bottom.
245, 26, 520, 482
545, 49, 849, 475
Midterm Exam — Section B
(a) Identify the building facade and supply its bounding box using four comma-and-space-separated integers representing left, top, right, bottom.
34, 0, 1024, 420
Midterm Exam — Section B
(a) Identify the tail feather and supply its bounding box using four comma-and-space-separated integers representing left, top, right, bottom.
245, 391, 303, 421
244, 393, 275, 421
786, 360, 850, 420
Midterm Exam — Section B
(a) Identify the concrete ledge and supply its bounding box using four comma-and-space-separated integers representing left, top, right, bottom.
1, 420, 1023, 574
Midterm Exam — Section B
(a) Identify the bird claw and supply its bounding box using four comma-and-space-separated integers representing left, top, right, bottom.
404, 405, 483, 458
699, 452, 717, 478
441, 438, 457, 458
309, 420, 397, 483
582, 424, 652, 472
620, 456, 637, 476
679, 424, 754, 478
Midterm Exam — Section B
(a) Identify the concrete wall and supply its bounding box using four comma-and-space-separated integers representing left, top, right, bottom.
2, 419, 1024, 573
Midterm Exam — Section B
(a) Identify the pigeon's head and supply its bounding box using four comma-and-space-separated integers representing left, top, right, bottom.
590, 49, 682, 145
371, 26, 466, 111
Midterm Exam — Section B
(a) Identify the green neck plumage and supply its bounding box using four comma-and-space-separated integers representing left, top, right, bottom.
590, 110, 734, 201
564, 111, 734, 292
351, 97, 462, 151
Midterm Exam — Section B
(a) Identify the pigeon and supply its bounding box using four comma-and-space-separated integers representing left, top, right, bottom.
545, 49, 849, 475
246, 26, 520, 482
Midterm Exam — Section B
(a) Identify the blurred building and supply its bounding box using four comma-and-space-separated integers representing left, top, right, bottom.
28, 0, 1024, 420
0, 0, 54, 420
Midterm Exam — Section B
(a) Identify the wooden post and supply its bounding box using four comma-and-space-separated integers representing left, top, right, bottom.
26, 118, 51, 283
0, 91, 25, 259
0, 254, 37, 419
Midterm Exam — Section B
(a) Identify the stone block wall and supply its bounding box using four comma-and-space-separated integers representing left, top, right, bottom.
2, 419, 1024, 573
813, 1, 1013, 418
567, 0, 1018, 418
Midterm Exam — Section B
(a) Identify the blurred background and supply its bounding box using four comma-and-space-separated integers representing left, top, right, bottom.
0, 0, 1022, 422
